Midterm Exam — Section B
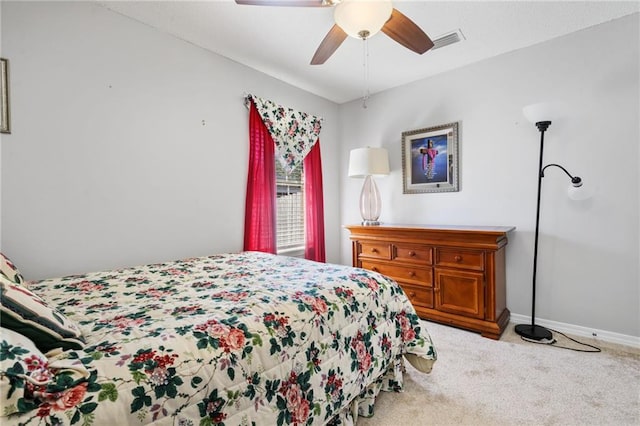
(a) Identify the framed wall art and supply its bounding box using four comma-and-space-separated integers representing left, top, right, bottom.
402, 121, 459, 194
1, 58, 9, 134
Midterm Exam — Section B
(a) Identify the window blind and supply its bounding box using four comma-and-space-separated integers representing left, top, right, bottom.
276, 162, 305, 255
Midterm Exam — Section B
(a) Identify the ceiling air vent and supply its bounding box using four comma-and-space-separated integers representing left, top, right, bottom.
432, 29, 465, 50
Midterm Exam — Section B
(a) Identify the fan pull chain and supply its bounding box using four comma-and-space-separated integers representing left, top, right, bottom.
362, 36, 370, 109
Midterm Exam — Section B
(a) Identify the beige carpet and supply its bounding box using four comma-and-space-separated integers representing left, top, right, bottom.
359, 321, 640, 425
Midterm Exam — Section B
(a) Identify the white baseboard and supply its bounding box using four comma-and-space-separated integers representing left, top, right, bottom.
510, 314, 640, 349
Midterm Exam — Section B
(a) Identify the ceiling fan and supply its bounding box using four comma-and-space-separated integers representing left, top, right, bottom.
235, 0, 434, 65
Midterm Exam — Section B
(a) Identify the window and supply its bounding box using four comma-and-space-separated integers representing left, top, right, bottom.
276, 161, 305, 256
244, 97, 324, 262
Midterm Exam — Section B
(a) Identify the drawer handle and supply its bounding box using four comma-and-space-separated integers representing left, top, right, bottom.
454, 255, 462, 262
371, 248, 378, 253
409, 251, 416, 257
408, 271, 416, 277
371, 267, 379, 272
408, 291, 416, 298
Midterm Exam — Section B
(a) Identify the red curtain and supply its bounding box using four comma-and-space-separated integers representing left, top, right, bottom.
243, 101, 277, 254
303, 142, 326, 263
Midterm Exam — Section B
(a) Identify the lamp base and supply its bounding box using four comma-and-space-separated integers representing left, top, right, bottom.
361, 220, 380, 226
359, 176, 382, 226
514, 324, 553, 341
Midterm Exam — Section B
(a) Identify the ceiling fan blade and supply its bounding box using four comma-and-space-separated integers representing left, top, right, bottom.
310, 24, 348, 65
381, 8, 434, 55
235, 0, 327, 7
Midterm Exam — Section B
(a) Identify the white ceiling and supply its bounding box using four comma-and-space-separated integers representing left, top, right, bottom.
99, 1, 639, 104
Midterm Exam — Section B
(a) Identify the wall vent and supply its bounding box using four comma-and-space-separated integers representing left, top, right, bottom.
432, 29, 465, 50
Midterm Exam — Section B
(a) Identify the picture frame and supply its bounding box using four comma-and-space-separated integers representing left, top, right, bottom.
1, 58, 9, 134
402, 121, 459, 194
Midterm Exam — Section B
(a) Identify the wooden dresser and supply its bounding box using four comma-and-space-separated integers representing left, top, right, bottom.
345, 224, 515, 339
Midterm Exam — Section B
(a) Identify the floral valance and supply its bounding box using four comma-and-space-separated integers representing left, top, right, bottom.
246, 94, 323, 175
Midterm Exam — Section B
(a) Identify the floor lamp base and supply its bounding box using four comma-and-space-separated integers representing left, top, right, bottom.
515, 324, 553, 341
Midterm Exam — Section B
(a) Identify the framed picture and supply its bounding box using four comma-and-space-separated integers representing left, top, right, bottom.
1, 58, 9, 134
402, 121, 459, 194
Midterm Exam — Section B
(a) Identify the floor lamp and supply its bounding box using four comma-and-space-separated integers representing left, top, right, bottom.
515, 103, 590, 341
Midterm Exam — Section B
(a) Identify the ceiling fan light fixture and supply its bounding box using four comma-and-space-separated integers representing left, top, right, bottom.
334, 0, 392, 39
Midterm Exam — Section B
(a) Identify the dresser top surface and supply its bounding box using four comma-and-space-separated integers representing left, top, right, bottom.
345, 224, 515, 234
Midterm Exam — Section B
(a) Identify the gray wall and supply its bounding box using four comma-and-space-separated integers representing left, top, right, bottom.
339, 14, 639, 339
0, 1, 340, 278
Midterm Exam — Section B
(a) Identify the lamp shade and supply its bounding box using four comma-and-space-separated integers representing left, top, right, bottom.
348, 147, 390, 178
334, 0, 392, 39
567, 181, 592, 201
522, 102, 564, 124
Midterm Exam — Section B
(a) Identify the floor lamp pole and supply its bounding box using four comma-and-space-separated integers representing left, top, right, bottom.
515, 120, 553, 341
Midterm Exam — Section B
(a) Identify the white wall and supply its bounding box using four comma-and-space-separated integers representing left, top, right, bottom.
0, 1, 340, 279
339, 14, 639, 338
2, 2, 638, 340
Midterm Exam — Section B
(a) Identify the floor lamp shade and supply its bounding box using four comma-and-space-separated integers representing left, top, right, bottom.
567, 182, 591, 201
348, 147, 390, 225
523, 102, 555, 124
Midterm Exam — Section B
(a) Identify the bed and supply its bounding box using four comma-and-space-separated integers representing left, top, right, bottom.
0, 251, 436, 425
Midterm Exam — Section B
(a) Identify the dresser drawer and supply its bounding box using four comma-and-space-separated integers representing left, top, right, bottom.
359, 242, 392, 260
361, 261, 432, 285
435, 248, 485, 271
399, 282, 434, 309
393, 244, 432, 265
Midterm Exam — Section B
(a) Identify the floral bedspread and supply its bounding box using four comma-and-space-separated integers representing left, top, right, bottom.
6, 252, 436, 425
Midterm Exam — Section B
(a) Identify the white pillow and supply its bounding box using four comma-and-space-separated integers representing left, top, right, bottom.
0, 253, 24, 284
